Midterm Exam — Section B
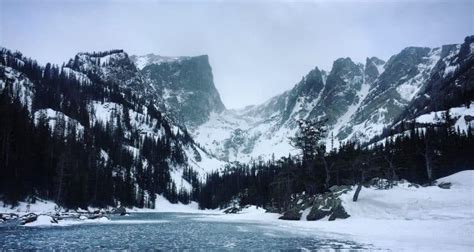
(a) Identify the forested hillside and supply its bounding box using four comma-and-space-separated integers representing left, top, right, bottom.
0, 48, 209, 209
199, 116, 474, 210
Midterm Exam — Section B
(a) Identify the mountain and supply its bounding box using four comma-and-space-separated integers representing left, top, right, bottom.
131, 53, 226, 127
1, 36, 472, 208
193, 36, 474, 162
0, 48, 225, 208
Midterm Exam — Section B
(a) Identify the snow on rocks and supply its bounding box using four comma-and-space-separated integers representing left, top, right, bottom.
202, 170, 474, 251
24, 215, 57, 226
414, 102, 474, 133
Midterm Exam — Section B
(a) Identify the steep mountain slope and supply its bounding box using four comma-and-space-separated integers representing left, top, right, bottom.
64, 50, 227, 180
1, 36, 472, 207
193, 36, 473, 162
398, 36, 474, 121
0, 48, 226, 208
131, 53, 226, 127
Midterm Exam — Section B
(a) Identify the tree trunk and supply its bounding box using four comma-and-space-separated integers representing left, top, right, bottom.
321, 155, 331, 190
353, 170, 365, 202
424, 139, 433, 185
353, 184, 362, 202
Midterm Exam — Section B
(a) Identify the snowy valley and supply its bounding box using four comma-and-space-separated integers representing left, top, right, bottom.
1, 33, 474, 251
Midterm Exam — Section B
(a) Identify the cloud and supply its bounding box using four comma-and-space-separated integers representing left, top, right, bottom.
1, 0, 472, 108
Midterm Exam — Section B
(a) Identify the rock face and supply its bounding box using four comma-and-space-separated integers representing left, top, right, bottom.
59, 37, 474, 164
398, 36, 474, 121
279, 188, 351, 221
111, 206, 127, 215
328, 205, 350, 221
279, 208, 302, 220
133, 54, 226, 127
67, 51, 226, 128
306, 192, 350, 221
438, 182, 452, 189
193, 36, 474, 162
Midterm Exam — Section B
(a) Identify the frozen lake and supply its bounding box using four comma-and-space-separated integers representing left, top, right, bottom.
0, 212, 369, 250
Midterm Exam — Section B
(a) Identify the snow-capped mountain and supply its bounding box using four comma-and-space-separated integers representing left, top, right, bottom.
66, 51, 226, 128
130, 53, 226, 127
193, 36, 474, 162
1, 36, 472, 195
130, 54, 190, 70
1, 48, 226, 206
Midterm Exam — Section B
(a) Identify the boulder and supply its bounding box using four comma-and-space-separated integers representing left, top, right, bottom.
19, 213, 38, 225
111, 206, 127, 215
223, 207, 241, 214
438, 182, 452, 189
279, 208, 301, 220
306, 207, 331, 221
408, 183, 420, 188
329, 185, 351, 194
328, 205, 350, 221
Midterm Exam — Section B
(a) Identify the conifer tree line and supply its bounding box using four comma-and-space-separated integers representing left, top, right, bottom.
198, 117, 474, 211
0, 48, 200, 209
1, 47, 473, 213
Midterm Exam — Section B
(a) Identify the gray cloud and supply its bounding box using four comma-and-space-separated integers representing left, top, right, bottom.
1, 0, 473, 108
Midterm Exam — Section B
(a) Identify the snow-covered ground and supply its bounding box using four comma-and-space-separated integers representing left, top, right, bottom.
199, 170, 474, 251
2, 171, 472, 250
0, 198, 59, 214
127, 195, 206, 214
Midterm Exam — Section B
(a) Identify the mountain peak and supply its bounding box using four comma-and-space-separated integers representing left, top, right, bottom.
365, 57, 386, 84
130, 53, 192, 70
138, 53, 225, 127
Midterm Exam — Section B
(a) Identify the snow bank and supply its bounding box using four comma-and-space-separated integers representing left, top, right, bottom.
415, 102, 474, 133
24, 215, 56, 226
127, 194, 217, 214
201, 170, 474, 251
0, 199, 59, 214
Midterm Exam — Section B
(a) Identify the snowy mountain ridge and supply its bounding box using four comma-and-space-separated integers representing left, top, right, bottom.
130, 54, 191, 70
1, 48, 227, 203
1, 36, 472, 178
192, 36, 473, 162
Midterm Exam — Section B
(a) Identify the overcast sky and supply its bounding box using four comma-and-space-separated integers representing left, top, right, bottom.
1, 0, 473, 109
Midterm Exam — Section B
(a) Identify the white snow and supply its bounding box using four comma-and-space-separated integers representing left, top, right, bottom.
415, 103, 474, 133
24, 215, 57, 226
127, 194, 210, 213
327, 80, 371, 150
34, 108, 85, 138
396, 47, 441, 102
131, 54, 190, 70
185, 146, 227, 180
2, 170, 473, 250
0, 198, 59, 214
1, 66, 35, 111
200, 170, 474, 251
61, 67, 92, 85
443, 65, 458, 78
376, 62, 385, 75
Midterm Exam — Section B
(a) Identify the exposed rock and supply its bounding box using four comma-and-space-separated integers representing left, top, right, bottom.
0, 213, 19, 221
111, 206, 127, 215
329, 185, 351, 194
408, 183, 420, 188
438, 182, 452, 189
19, 213, 38, 225
87, 214, 105, 220
279, 208, 302, 220
328, 205, 350, 221
223, 206, 241, 214
307, 207, 331, 221
368, 177, 397, 190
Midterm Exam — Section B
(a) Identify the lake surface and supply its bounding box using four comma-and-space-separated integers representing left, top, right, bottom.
0, 213, 370, 250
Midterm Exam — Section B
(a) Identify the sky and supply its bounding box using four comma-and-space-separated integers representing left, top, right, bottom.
1, 0, 473, 109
